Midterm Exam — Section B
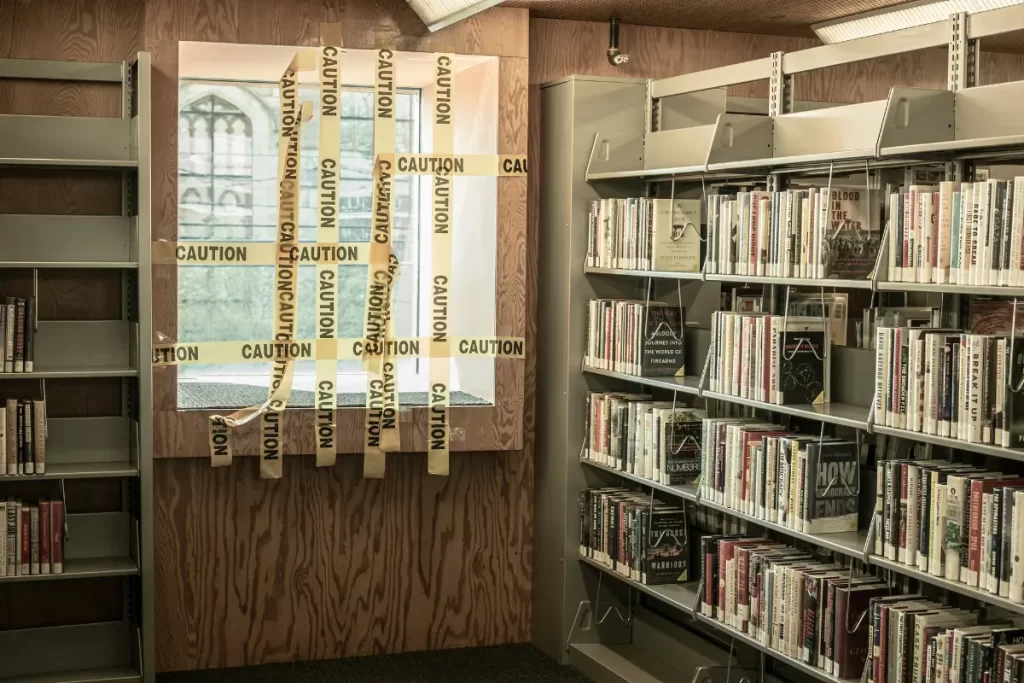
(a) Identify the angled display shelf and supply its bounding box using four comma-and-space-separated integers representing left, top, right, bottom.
879, 81, 1024, 157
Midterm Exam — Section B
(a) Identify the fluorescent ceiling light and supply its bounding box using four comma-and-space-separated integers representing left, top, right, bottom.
812, 0, 1024, 44
406, 0, 505, 32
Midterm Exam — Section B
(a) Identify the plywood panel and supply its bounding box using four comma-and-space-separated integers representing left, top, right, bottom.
153, 452, 531, 670
142, 0, 533, 672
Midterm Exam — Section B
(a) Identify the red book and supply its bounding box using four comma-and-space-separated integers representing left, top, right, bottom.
51, 500, 63, 574
737, 546, 750, 631
39, 501, 50, 574
19, 503, 29, 574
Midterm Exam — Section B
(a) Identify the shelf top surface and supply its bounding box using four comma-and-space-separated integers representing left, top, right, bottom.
0, 462, 137, 481
583, 367, 701, 395
0, 158, 138, 169
585, 266, 703, 280
0, 366, 139, 379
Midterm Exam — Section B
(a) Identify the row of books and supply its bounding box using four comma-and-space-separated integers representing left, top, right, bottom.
586, 197, 703, 272
886, 179, 1024, 287
866, 599, 1024, 683
584, 300, 686, 377
0, 499, 63, 577
0, 297, 35, 373
873, 458, 1024, 601
699, 418, 860, 534
700, 535, 881, 680
578, 487, 689, 585
709, 311, 830, 405
706, 186, 879, 280
872, 327, 1022, 447
1, 398, 46, 476
584, 392, 703, 485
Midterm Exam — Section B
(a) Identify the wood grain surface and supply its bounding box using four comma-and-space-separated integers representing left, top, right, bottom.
153, 450, 531, 670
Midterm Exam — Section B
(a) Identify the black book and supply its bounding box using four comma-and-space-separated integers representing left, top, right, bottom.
13, 298, 25, 373
644, 508, 688, 585
806, 441, 859, 533
23, 296, 33, 373
824, 187, 882, 279
949, 336, 960, 431
1004, 181, 1016, 276
992, 627, 1024, 677
778, 319, 828, 405
663, 408, 704, 484
992, 181, 1006, 284
639, 304, 686, 377
1008, 336, 1024, 448
1000, 488, 1024, 597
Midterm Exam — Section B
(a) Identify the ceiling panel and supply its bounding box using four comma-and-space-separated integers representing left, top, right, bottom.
502, 0, 912, 37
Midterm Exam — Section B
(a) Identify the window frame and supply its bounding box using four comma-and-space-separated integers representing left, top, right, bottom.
152, 50, 526, 457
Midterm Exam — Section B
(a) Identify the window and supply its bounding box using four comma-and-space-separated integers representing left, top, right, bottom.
176, 82, 429, 407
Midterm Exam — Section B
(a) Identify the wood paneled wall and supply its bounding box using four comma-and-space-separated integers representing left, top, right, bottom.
143, 0, 533, 671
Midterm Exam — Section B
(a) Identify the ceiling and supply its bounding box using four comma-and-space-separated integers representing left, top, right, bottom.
501, 0, 914, 37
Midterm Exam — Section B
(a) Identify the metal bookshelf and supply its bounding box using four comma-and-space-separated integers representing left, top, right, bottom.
537, 6, 1024, 683
0, 56, 152, 683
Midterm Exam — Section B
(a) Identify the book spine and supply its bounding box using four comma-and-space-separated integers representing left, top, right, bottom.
4, 299, 14, 373
19, 503, 29, 574
51, 499, 63, 574
14, 298, 25, 373
29, 504, 39, 575
969, 481, 983, 587
22, 400, 32, 476
23, 296, 33, 373
5, 501, 15, 576
0, 501, 5, 576
990, 488, 1003, 594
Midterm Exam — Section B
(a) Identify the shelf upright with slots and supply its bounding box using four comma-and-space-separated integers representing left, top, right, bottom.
0, 55, 153, 683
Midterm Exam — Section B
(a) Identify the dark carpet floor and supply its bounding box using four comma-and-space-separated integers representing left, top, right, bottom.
156, 644, 592, 683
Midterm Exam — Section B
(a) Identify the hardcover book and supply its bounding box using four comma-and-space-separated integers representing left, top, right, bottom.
640, 304, 686, 377
661, 408, 704, 485
644, 508, 689, 585
651, 198, 703, 272
822, 186, 881, 280
777, 318, 829, 405
805, 441, 860, 533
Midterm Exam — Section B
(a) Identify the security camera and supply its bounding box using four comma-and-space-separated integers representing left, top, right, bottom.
607, 18, 629, 68
608, 52, 629, 67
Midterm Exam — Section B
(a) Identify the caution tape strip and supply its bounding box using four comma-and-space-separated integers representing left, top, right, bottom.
315, 24, 342, 468
207, 50, 314, 479
154, 336, 526, 365
362, 48, 398, 479
428, 53, 454, 477
153, 241, 370, 266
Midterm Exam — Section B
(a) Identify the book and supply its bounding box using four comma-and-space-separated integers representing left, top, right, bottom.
51, 499, 63, 574
14, 297, 25, 373
38, 500, 50, 575
4, 297, 14, 372
823, 186, 882, 280
23, 295, 33, 373
32, 399, 44, 475
4, 399, 13, 476
805, 441, 859, 533
5, 499, 16, 576
22, 399, 33, 476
